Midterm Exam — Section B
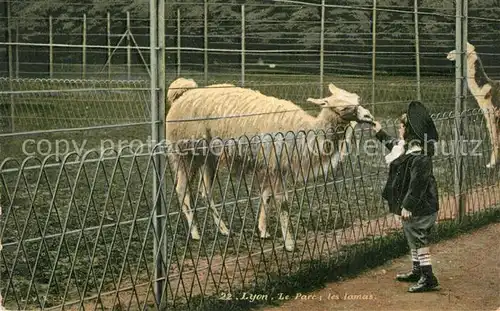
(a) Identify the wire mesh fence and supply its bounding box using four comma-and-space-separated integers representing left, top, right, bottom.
0, 0, 500, 310
0, 78, 151, 133
0, 6, 151, 80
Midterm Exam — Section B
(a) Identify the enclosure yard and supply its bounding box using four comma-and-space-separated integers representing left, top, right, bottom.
1, 74, 499, 310
1, 70, 500, 311
0, 74, 456, 139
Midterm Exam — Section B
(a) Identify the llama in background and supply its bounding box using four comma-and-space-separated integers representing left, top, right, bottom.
447, 42, 500, 168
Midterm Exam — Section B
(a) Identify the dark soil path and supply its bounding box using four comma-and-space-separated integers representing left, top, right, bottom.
260, 222, 500, 311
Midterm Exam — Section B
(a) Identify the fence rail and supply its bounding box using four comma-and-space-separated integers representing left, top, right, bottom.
1, 0, 500, 310
0, 77, 151, 134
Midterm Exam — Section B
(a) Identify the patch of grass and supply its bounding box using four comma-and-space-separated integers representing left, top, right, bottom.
0, 73, 458, 137
0, 78, 150, 135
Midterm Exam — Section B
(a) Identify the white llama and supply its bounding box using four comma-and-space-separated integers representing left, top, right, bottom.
165, 78, 374, 251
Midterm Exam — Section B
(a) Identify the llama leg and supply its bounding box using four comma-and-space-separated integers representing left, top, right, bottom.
258, 187, 272, 239
489, 113, 500, 167
496, 112, 500, 165
484, 108, 498, 168
174, 158, 200, 240
201, 162, 230, 236
278, 199, 294, 252
274, 178, 294, 252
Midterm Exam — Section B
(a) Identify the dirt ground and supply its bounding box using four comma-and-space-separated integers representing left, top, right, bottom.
260, 222, 500, 311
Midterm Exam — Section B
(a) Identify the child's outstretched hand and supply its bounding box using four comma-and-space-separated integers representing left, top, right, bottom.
401, 207, 412, 220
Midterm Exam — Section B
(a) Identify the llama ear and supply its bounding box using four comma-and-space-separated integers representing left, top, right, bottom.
307, 97, 327, 106
328, 83, 339, 94
466, 42, 475, 52
485, 89, 492, 100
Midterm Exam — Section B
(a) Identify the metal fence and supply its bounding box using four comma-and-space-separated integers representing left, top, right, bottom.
1, 0, 500, 310
1, 109, 500, 310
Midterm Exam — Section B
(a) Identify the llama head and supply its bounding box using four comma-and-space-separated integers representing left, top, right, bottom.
306, 83, 374, 124
446, 42, 476, 61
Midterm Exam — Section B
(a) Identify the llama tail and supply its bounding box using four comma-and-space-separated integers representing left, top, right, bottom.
167, 77, 198, 105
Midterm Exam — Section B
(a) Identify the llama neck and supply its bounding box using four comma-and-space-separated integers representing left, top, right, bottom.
296, 108, 349, 183
313, 108, 346, 130
467, 52, 491, 95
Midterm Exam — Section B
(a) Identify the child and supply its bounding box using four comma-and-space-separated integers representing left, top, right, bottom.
372, 100, 440, 293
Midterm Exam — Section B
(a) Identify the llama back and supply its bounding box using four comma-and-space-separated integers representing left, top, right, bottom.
166, 84, 316, 142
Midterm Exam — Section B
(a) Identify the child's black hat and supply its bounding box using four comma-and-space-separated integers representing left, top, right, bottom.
407, 100, 439, 142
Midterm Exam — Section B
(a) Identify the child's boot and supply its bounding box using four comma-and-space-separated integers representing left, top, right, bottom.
396, 249, 421, 282
408, 247, 439, 292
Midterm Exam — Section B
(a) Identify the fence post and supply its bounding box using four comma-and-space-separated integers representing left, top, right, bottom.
151, 0, 167, 307
241, 4, 245, 87
15, 20, 18, 78
177, 8, 181, 77
49, 15, 53, 78
414, 0, 421, 100
204, 0, 208, 85
127, 11, 131, 80
461, 0, 469, 196
371, 0, 377, 116
82, 13, 87, 79
150, 0, 160, 302
319, 0, 325, 97
6, 0, 15, 132
460, 0, 468, 220
107, 12, 111, 80
454, 0, 467, 223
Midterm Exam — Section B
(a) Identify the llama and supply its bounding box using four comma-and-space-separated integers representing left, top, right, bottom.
447, 42, 500, 168
165, 78, 374, 251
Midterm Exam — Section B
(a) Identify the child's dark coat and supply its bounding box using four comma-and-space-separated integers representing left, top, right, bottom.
375, 129, 439, 216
